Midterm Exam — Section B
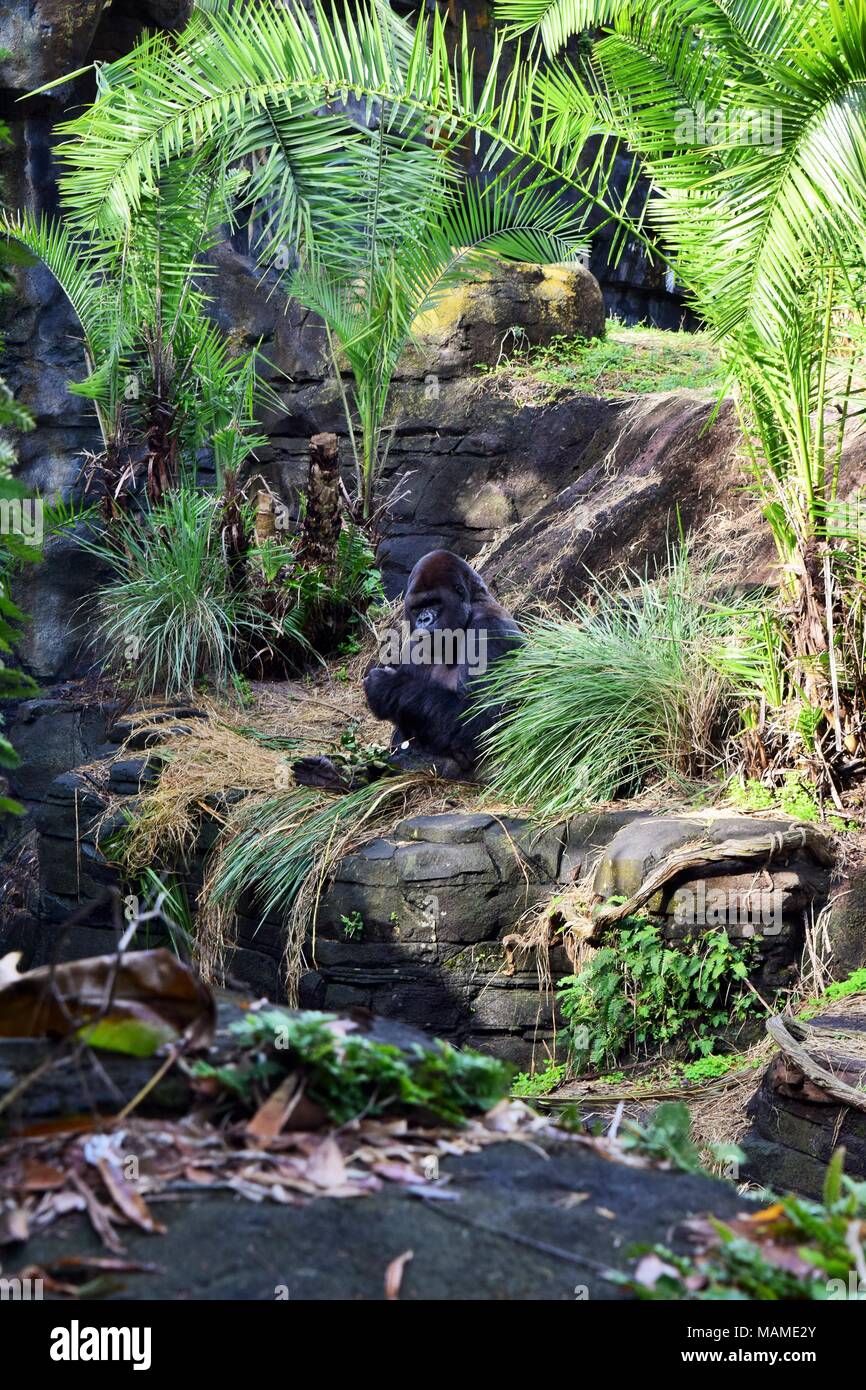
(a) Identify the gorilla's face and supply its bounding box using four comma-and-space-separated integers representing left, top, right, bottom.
404, 551, 478, 634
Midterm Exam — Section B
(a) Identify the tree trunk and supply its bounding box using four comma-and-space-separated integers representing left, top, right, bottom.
298, 432, 342, 569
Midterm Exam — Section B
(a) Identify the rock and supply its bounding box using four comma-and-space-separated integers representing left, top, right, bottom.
480, 392, 761, 606
742, 1002, 866, 1197
410, 261, 605, 377
0, 1, 108, 93
825, 858, 866, 977
6, 1137, 749, 1300
5, 691, 119, 803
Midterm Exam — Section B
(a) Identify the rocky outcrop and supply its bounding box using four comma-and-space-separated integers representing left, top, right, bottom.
13, 742, 835, 1065
479, 391, 770, 606
743, 998, 866, 1197
410, 261, 605, 376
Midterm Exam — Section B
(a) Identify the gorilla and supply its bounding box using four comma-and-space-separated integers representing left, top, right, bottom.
364, 549, 521, 777
293, 550, 521, 788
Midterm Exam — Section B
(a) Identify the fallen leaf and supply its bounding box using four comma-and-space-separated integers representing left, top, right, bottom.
743, 1203, 786, 1224
246, 1075, 304, 1142
0, 949, 215, 1053
96, 1158, 166, 1235
371, 1161, 424, 1185
385, 1249, 413, 1300
70, 1173, 125, 1254
305, 1137, 347, 1190
555, 1191, 590, 1210
21, 1157, 66, 1191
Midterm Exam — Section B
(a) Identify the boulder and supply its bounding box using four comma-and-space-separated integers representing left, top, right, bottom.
410, 261, 605, 377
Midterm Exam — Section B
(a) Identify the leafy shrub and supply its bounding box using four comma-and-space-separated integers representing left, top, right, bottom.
251, 522, 384, 661
621, 1149, 866, 1300
78, 490, 384, 698
77, 488, 283, 699
512, 1060, 567, 1097
478, 549, 740, 814
193, 1008, 511, 1125
557, 917, 763, 1071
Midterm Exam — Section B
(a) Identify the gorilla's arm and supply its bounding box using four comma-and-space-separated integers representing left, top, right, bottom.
365, 623, 521, 759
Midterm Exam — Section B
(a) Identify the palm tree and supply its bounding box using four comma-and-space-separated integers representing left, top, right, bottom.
38, 0, 866, 773
490, 0, 866, 775
1, 160, 270, 511
44, 0, 637, 519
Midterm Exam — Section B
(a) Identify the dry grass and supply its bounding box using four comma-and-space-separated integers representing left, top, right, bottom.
197, 772, 471, 1001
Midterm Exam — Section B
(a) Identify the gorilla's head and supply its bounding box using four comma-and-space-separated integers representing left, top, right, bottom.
404, 550, 488, 633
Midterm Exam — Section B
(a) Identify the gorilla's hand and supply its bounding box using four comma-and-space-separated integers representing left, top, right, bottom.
364, 665, 406, 719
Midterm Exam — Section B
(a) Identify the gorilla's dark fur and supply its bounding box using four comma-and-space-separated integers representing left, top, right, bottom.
364, 549, 521, 778
292, 550, 520, 788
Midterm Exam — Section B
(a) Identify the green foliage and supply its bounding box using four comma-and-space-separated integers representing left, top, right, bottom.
512, 1060, 567, 1096
75, 488, 288, 699
725, 773, 854, 832
557, 917, 763, 1070
251, 523, 384, 658
46, 1, 608, 519
193, 1007, 511, 1125
0, 380, 39, 810
825, 969, 866, 1002
340, 911, 364, 940
619, 1101, 745, 1176
0, 172, 273, 500
478, 547, 741, 813
621, 1149, 866, 1300
486, 323, 722, 400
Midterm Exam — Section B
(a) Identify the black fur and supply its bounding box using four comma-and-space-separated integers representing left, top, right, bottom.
363, 550, 521, 776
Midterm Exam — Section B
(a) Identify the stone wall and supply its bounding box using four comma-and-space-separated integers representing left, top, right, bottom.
10, 725, 835, 1064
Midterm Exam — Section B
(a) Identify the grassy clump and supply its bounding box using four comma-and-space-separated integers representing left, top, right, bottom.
558, 916, 763, 1071
78, 489, 282, 700
193, 1007, 511, 1125
485, 323, 722, 402
478, 548, 738, 814
79, 489, 384, 702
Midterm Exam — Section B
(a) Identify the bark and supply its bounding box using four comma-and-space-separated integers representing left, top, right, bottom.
298, 432, 342, 569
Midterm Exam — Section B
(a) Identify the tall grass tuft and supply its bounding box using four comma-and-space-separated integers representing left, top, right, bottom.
199, 774, 437, 1002
78, 488, 301, 700
477, 550, 740, 815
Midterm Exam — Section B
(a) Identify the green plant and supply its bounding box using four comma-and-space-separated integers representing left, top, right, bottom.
619, 1148, 866, 1299
619, 1101, 744, 1176
512, 1060, 567, 1097
45, 1, 639, 521
478, 546, 741, 813
193, 1007, 511, 1125
1, 166, 273, 511
486, 323, 722, 400
75, 487, 299, 699
0, 379, 40, 812
489, 0, 866, 782
340, 912, 364, 940
137, 866, 195, 956
557, 916, 763, 1070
